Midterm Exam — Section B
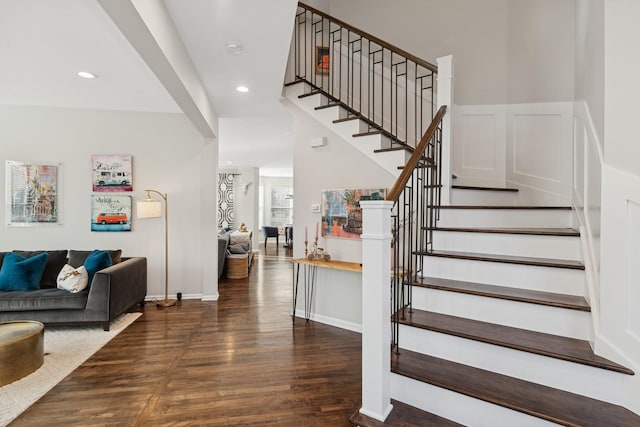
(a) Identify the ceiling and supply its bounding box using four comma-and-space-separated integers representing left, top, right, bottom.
164, 0, 297, 176
0, 0, 298, 177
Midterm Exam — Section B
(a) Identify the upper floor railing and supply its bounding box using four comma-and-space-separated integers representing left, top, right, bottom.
287, 2, 438, 150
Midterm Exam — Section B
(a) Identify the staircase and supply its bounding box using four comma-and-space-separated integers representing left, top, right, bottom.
286, 77, 640, 423
284, 4, 639, 426
388, 187, 638, 426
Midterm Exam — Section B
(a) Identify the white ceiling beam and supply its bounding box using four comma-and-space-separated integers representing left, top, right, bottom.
98, 0, 218, 138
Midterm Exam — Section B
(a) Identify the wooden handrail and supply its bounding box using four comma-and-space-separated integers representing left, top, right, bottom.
298, 2, 438, 73
386, 105, 447, 202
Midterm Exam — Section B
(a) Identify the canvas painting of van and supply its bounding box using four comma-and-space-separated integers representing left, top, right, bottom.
91, 195, 132, 232
91, 154, 132, 192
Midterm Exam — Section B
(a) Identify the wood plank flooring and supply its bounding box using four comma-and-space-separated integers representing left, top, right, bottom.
11, 250, 362, 426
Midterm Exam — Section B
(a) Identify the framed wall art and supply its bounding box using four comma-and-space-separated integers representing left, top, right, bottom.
5, 161, 61, 226
91, 154, 132, 192
315, 45, 330, 75
321, 188, 386, 239
90, 195, 132, 232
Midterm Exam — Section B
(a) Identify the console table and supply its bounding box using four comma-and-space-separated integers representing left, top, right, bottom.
291, 258, 362, 325
291, 258, 409, 325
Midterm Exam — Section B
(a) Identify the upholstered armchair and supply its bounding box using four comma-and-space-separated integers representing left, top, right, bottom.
262, 226, 279, 248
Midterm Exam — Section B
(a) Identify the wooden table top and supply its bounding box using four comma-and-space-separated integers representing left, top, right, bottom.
291, 258, 362, 272
292, 258, 408, 277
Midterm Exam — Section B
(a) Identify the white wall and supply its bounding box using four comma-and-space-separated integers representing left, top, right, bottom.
284, 98, 396, 330
329, 0, 575, 107
329, 0, 508, 106
596, 0, 640, 414
506, 0, 575, 104
452, 101, 574, 204
0, 105, 218, 301
575, 0, 605, 145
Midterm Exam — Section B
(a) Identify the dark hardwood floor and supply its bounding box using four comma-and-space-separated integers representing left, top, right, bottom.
12, 244, 362, 426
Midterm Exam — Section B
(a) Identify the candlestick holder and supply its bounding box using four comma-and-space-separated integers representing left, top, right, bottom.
304, 240, 308, 257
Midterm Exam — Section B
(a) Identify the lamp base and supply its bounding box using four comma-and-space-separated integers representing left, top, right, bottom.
156, 299, 177, 308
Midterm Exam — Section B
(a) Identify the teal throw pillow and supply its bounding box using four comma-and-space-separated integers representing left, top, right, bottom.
84, 250, 113, 283
0, 252, 49, 291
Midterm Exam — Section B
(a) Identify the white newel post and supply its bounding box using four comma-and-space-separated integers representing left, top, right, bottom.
436, 55, 454, 205
359, 200, 394, 421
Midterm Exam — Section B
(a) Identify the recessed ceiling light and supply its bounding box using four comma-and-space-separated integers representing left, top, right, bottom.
77, 71, 97, 79
236, 86, 249, 93
225, 41, 245, 55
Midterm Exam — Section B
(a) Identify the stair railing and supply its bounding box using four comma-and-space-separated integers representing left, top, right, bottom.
288, 2, 438, 150
387, 105, 447, 352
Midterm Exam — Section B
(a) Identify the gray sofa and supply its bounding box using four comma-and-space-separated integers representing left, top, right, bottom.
0, 250, 147, 331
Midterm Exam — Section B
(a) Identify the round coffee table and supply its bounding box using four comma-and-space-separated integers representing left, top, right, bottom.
0, 320, 44, 386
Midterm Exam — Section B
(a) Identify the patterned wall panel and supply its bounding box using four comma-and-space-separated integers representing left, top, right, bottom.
218, 173, 234, 229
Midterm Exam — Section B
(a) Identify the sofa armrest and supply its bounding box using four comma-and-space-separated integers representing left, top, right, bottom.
84, 257, 147, 321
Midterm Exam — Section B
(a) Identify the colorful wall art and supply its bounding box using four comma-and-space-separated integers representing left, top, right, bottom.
321, 188, 386, 239
5, 161, 60, 226
92, 154, 132, 192
91, 195, 132, 232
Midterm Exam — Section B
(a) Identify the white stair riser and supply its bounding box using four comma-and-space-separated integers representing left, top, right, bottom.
410, 287, 590, 339
397, 325, 628, 405
432, 231, 582, 260
391, 374, 558, 427
421, 256, 585, 296
451, 189, 520, 205
437, 209, 572, 228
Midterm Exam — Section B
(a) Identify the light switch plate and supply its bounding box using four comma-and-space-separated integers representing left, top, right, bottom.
311, 204, 320, 213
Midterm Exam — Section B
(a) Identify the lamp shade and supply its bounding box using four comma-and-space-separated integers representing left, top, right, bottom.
137, 199, 162, 218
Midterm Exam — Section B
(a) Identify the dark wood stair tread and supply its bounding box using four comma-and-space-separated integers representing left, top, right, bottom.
437, 205, 572, 210
414, 276, 590, 311
452, 184, 519, 192
297, 90, 321, 99
374, 146, 411, 154
333, 116, 361, 123
349, 399, 463, 427
353, 130, 384, 137
283, 79, 305, 87
392, 349, 639, 426
397, 308, 633, 374
314, 102, 340, 110
421, 250, 585, 270
429, 226, 580, 236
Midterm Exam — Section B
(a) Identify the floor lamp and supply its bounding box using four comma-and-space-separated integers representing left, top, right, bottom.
137, 189, 176, 307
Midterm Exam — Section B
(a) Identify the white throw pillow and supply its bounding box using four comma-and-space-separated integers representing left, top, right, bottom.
56, 264, 89, 293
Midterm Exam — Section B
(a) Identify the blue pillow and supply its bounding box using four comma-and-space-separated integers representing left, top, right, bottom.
0, 252, 49, 291
84, 250, 113, 282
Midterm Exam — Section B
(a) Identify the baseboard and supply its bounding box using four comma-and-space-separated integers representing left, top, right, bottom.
145, 293, 208, 302
294, 309, 362, 333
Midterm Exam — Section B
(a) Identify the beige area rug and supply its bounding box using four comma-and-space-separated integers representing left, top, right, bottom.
0, 312, 142, 426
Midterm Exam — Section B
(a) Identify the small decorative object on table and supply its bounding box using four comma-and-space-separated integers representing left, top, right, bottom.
239, 222, 247, 232
307, 238, 331, 261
